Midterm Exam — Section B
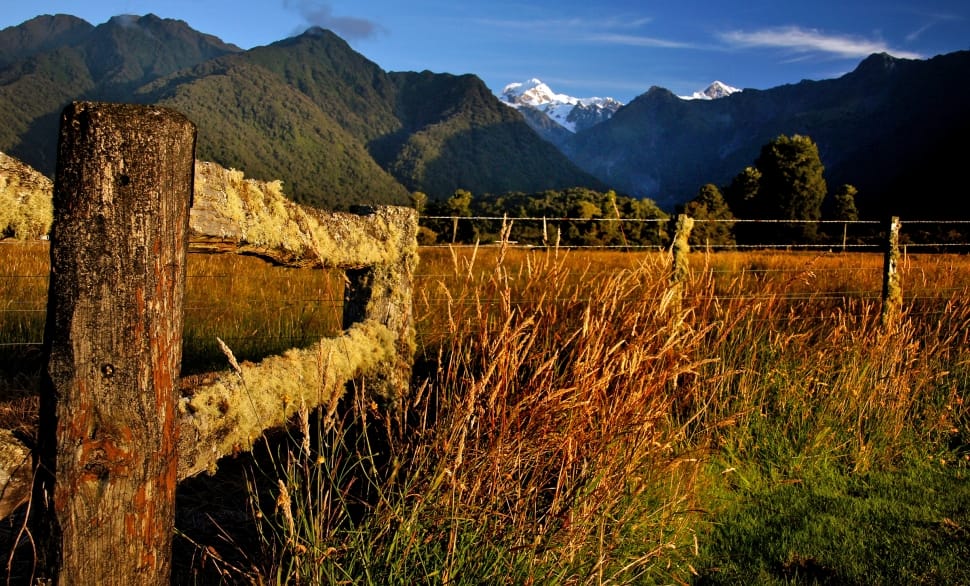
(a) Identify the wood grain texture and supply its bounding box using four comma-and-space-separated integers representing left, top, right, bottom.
35, 101, 195, 584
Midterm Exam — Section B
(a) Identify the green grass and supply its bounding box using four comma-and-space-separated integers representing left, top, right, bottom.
696, 458, 970, 585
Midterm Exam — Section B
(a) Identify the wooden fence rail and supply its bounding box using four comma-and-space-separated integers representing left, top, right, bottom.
2, 102, 417, 583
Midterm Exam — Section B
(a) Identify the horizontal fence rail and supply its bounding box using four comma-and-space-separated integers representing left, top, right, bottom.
4, 217, 969, 344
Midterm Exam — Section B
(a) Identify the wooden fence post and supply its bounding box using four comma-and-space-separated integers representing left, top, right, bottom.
34, 102, 195, 583
343, 206, 417, 403
670, 214, 694, 318
880, 216, 902, 331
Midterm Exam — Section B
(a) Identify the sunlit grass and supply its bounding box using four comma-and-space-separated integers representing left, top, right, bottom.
181, 253, 343, 373
1, 242, 969, 583
0, 244, 344, 380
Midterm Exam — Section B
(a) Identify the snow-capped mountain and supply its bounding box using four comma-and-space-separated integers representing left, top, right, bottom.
681, 80, 741, 100
501, 79, 623, 133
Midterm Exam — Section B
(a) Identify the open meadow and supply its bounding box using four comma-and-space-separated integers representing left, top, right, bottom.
1, 242, 968, 583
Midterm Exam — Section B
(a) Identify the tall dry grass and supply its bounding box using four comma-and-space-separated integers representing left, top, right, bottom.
681, 251, 970, 474
249, 245, 969, 582
181, 254, 344, 373
248, 244, 707, 582
2, 241, 968, 583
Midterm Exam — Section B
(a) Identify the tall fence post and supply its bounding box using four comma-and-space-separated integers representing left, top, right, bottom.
33, 102, 195, 583
880, 216, 902, 331
670, 214, 694, 318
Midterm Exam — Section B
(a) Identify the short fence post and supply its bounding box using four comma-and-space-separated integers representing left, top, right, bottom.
34, 102, 195, 583
343, 206, 417, 403
880, 216, 902, 331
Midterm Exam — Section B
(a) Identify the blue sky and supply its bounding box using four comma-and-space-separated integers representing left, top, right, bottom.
4, 1, 969, 102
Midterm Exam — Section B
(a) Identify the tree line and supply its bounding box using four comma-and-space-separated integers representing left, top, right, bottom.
417, 134, 864, 247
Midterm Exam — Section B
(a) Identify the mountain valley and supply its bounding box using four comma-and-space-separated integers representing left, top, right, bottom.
1, 13, 968, 217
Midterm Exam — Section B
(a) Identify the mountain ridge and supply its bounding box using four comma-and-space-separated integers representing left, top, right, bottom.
682, 80, 742, 100
0, 15, 604, 209
1, 14, 969, 217
564, 50, 970, 216
500, 78, 623, 134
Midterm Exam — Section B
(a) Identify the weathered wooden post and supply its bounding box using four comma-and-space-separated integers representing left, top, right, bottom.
343, 206, 417, 403
880, 216, 902, 331
34, 102, 195, 583
670, 214, 694, 318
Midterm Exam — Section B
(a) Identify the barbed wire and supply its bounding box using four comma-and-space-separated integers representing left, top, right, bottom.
2, 219, 969, 349
419, 216, 958, 225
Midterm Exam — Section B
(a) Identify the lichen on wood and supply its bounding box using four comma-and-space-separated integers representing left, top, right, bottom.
669, 214, 694, 320
0, 429, 31, 520
188, 160, 418, 404
0, 151, 53, 239
35, 101, 196, 583
190, 161, 418, 270
177, 320, 396, 478
880, 216, 902, 331
0, 155, 418, 505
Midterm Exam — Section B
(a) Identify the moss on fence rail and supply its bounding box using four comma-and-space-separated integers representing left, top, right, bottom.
0, 156, 418, 520
0, 152, 53, 239
177, 320, 396, 478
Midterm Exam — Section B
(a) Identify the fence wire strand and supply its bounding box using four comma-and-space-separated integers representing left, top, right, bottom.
2, 216, 969, 356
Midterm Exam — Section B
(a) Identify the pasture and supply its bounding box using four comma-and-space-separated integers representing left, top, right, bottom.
1, 242, 968, 583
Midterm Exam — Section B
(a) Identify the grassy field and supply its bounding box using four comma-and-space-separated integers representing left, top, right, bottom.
1, 242, 968, 584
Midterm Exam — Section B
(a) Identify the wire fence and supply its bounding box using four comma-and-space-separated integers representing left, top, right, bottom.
419, 216, 970, 251
2, 216, 969, 350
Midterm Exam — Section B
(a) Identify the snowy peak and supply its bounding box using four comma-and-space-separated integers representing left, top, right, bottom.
682, 80, 741, 100
501, 78, 623, 133
502, 78, 575, 107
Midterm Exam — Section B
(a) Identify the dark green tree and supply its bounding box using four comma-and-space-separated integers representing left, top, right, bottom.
828, 184, 859, 221
444, 189, 475, 242
410, 191, 429, 214
724, 165, 762, 218
422, 188, 476, 243
682, 183, 736, 248
754, 134, 827, 241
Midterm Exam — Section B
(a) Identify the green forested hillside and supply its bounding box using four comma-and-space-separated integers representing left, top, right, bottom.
242, 29, 401, 143
384, 71, 605, 196
0, 14, 93, 67
0, 14, 240, 175
0, 47, 94, 172
0, 16, 603, 210
137, 58, 411, 209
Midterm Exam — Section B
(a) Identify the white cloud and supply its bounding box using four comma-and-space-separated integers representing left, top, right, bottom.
720, 26, 923, 60
584, 33, 694, 49
476, 15, 692, 49
905, 12, 964, 43
476, 16, 653, 32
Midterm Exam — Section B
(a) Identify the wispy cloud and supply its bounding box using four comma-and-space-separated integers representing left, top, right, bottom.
905, 12, 964, 43
720, 26, 922, 60
283, 0, 385, 40
475, 14, 691, 49
583, 33, 694, 49
475, 16, 653, 32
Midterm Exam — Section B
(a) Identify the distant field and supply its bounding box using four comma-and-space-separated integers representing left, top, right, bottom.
1, 242, 968, 583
